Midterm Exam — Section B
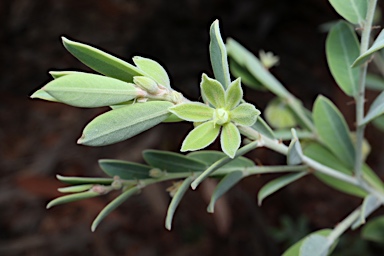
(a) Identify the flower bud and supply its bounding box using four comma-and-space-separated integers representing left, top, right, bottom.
133, 76, 159, 94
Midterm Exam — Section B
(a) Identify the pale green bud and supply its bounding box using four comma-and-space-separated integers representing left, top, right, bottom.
213, 108, 229, 125
133, 76, 159, 94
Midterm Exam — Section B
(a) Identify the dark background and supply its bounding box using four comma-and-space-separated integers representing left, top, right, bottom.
1, 0, 384, 255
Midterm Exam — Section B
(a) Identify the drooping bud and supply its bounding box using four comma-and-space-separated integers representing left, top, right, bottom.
133, 76, 159, 94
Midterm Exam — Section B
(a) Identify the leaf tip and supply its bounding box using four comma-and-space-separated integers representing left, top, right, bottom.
77, 134, 86, 144
207, 204, 214, 213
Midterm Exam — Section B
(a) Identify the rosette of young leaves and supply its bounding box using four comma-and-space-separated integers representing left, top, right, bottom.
169, 74, 260, 158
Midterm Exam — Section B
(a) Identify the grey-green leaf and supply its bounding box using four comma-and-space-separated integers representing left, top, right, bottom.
132, 56, 171, 88
300, 234, 330, 256
78, 101, 172, 146
353, 29, 384, 67
352, 194, 381, 230
362, 216, 384, 244
329, 0, 367, 25
207, 171, 243, 213
58, 184, 93, 193
326, 21, 360, 96
251, 116, 275, 139
98, 159, 152, 180
362, 90, 384, 125
62, 37, 144, 82
43, 73, 139, 108
366, 73, 384, 91
47, 191, 100, 209
56, 175, 113, 185
49, 70, 89, 79
30, 89, 59, 102
209, 20, 231, 89
91, 186, 140, 231
228, 57, 265, 91
258, 172, 307, 205
287, 129, 303, 165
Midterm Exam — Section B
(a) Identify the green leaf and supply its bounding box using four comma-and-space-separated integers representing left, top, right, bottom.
362, 216, 384, 244
132, 56, 171, 88
366, 73, 384, 91
209, 20, 231, 89
200, 74, 226, 108
169, 102, 213, 122
207, 171, 243, 213
49, 70, 89, 79
353, 29, 384, 67
56, 175, 113, 185
42, 73, 139, 108
162, 113, 184, 123
326, 21, 360, 96
329, 0, 367, 25
362, 90, 384, 125
30, 89, 59, 102
282, 229, 333, 256
352, 194, 381, 230
62, 37, 144, 82
287, 129, 303, 165
231, 103, 260, 126
313, 95, 355, 167
258, 172, 307, 205
78, 101, 172, 146
225, 78, 242, 110
228, 57, 265, 91
98, 159, 152, 180
47, 191, 100, 209
181, 120, 220, 152
220, 122, 241, 158
143, 150, 206, 173
165, 176, 194, 230
58, 184, 93, 193
265, 98, 298, 129
251, 116, 275, 139
91, 186, 140, 231
372, 114, 384, 132
226, 38, 290, 98
300, 234, 330, 256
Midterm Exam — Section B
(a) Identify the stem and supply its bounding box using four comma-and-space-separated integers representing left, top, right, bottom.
327, 206, 361, 243
355, 0, 377, 181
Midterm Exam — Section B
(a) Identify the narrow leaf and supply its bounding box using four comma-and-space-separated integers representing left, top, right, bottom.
58, 184, 93, 193
300, 234, 330, 256
209, 20, 231, 89
326, 21, 360, 96
352, 194, 381, 230
220, 122, 241, 158
165, 176, 194, 230
56, 175, 113, 185
287, 129, 303, 165
225, 78, 242, 110
207, 171, 243, 213
43, 73, 139, 108
181, 121, 220, 152
98, 159, 152, 180
231, 103, 260, 126
362, 90, 384, 125
366, 73, 384, 91
362, 216, 384, 244
78, 101, 172, 146
49, 70, 88, 79
91, 186, 140, 231
329, 0, 367, 25
62, 37, 144, 82
30, 89, 59, 102
228, 57, 265, 91
251, 116, 275, 139
132, 56, 171, 88
353, 29, 384, 67
47, 191, 100, 209
200, 74, 226, 108
169, 102, 214, 122
258, 172, 307, 205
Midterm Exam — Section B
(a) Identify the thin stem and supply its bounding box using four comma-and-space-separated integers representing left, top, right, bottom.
327, 206, 361, 243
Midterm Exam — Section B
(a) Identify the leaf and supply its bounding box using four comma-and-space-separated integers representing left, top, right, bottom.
353, 29, 384, 67
78, 101, 172, 146
165, 176, 194, 230
132, 56, 171, 88
313, 95, 355, 167
181, 120, 220, 152
30, 89, 59, 102
251, 116, 275, 139
143, 150, 206, 173
352, 194, 381, 230
46, 191, 100, 209
326, 21, 360, 96
329, 0, 367, 25
258, 172, 307, 205
362, 216, 384, 244
300, 234, 330, 256
287, 129, 303, 165
42, 73, 139, 108
58, 184, 93, 193
265, 98, 298, 129
282, 229, 333, 256
366, 73, 384, 91
228, 57, 265, 90
98, 160, 152, 180
231, 103, 260, 126
209, 20, 231, 89
162, 113, 184, 123
372, 114, 384, 132
56, 175, 113, 185
220, 122, 241, 158
200, 74, 226, 108
91, 186, 140, 231
49, 70, 89, 79
62, 37, 144, 82
207, 171, 243, 213
362, 90, 384, 125
169, 102, 213, 122
225, 78, 242, 110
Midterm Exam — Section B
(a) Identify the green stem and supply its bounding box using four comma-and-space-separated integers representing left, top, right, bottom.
327, 206, 361, 243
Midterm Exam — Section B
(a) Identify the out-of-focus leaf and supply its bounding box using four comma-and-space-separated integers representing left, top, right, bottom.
169, 102, 213, 122
228, 57, 265, 90
287, 129, 303, 165
30, 89, 59, 102
362, 216, 384, 244
362, 90, 384, 125
251, 116, 275, 139
220, 122, 241, 158
43, 73, 139, 108
200, 74, 226, 108
143, 150, 207, 173
329, 0, 367, 25
132, 56, 170, 88
58, 184, 93, 193
265, 98, 297, 129
56, 175, 113, 185
326, 21, 360, 96
352, 194, 381, 230
62, 37, 144, 82
372, 114, 384, 132
231, 103, 260, 126
207, 171, 243, 213
47, 191, 100, 209
353, 29, 384, 67
366, 73, 384, 91
300, 234, 330, 256
225, 78, 242, 110
273, 129, 314, 141
98, 160, 152, 180
181, 120, 220, 152
209, 20, 231, 89
78, 101, 172, 146
91, 186, 140, 231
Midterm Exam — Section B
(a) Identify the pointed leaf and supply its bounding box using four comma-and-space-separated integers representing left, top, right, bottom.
207, 171, 243, 213
352, 195, 381, 230
165, 176, 194, 230
200, 74, 226, 108
91, 186, 140, 231
231, 103, 260, 126
62, 37, 144, 82
47, 191, 100, 209
58, 184, 93, 193
329, 0, 367, 25
209, 20, 231, 89
169, 102, 213, 122
251, 116, 275, 139
220, 122, 241, 158
49, 70, 88, 79
362, 90, 384, 125
42, 73, 139, 108
56, 175, 113, 185
143, 150, 206, 173
287, 129, 303, 165
98, 159, 152, 180
300, 234, 330, 256
162, 113, 184, 123
225, 78, 242, 110
132, 56, 171, 88
258, 172, 307, 205
353, 29, 384, 67
78, 101, 172, 146
362, 216, 384, 244
326, 21, 360, 96
181, 120, 220, 152
228, 57, 265, 91
313, 95, 355, 167
30, 89, 59, 102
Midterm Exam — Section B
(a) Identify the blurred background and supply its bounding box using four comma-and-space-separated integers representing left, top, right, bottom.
2, 0, 384, 255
